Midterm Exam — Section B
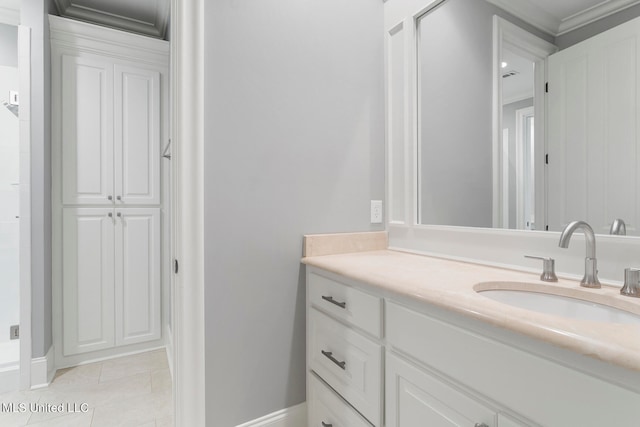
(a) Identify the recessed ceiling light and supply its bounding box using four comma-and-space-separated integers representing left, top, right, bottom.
501, 61, 508, 68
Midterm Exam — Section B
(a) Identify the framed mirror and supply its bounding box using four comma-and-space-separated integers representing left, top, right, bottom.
415, 0, 640, 237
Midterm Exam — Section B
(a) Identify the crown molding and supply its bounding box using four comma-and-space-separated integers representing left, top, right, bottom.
486, 0, 559, 35
52, 0, 169, 39
487, 0, 640, 36
49, 15, 169, 65
558, 0, 640, 35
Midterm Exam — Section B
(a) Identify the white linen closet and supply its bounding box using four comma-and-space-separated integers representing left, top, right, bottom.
50, 16, 169, 365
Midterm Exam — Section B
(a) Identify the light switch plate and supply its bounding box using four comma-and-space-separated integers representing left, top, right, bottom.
371, 200, 383, 224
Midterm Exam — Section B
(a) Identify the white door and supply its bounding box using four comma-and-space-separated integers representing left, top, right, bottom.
115, 208, 161, 346
62, 208, 115, 355
114, 65, 161, 206
61, 54, 114, 206
386, 353, 495, 427
547, 16, 640, 234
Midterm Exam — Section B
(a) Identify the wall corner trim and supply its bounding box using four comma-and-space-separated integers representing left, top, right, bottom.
235, 403, 307, 427
30, 346, 56, 389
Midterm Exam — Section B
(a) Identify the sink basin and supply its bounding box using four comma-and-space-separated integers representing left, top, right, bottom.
477, 288, 640, 324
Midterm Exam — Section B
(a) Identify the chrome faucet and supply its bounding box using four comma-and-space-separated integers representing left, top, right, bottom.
558, 220, 601, 288
609, 218, 627, 235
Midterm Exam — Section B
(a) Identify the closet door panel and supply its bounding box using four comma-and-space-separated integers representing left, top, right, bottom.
61, 54, 114, 205
62, 208, 115, 355
114, 65, 161, 206
115, 208, 161, 345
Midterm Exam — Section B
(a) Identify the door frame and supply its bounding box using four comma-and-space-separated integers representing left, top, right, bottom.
171, 0, 206, 425
18, 24, 32, 391
492, 16, 557, 229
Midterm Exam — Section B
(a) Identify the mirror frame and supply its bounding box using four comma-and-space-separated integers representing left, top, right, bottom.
384, 0, 640, 283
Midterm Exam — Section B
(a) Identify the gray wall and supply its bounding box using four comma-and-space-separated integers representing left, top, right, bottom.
22, 0, 52, 359
0, 23, 17, 67
418, 0, 552, 227
203, 0, 384, 425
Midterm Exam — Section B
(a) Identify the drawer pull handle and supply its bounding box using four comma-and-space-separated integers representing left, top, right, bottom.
321, 350, 346, 370
322, 423, 333, 427
321, 295, 346, 309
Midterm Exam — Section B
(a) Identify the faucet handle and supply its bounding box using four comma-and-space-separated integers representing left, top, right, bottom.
525, 255, 558, 282
621, 268, 640, 298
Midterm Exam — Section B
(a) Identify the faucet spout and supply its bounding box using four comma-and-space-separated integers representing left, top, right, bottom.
558, 220, 600, 288
610, 218, 627, 236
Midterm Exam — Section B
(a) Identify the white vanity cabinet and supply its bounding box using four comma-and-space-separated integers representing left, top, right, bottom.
306, 265, 640, 427
307, 270, 383, 427
385, 353, 499, 427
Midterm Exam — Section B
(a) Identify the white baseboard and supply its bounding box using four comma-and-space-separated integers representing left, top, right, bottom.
0, 365, 20, 394
31, 345, 56, 389
236, 402, 307, 427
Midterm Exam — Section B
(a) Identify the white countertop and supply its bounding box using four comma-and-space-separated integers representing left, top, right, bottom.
302, 248, 640, 372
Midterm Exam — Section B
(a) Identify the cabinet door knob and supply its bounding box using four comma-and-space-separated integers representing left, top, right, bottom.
117, 212, 122, 218
108, 195, 113, 201
108, 212, 113, 218
116, 195, 122, 201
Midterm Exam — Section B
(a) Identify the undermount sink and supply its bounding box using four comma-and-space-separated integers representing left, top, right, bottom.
476, 284, 640, 325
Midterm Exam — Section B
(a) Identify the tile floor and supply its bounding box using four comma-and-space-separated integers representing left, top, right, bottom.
0, 349, 173, 427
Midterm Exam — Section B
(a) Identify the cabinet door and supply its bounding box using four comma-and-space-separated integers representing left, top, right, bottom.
114, 65, 161, 205
61, 54, 114, 205
62, 208, 115, 355
386, 353, 496, 427
115, 208, 161, 346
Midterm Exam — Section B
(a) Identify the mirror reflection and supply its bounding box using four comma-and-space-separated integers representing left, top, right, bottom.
417, 0, 640, 236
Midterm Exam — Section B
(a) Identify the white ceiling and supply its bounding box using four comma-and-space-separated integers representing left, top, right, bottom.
487, 0, 640, 35
52, 0, 170, 39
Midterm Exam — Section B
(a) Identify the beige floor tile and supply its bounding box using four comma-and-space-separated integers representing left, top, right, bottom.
150, 369, 172, 393
26, 410, 93, 427
33, 371, 152, 418
155, 415, 174, 427
0, 389, 45, 427
90, 388, 172, 427
0, 410, 31, 427
51, 363, 102, 388
0, 350, 173, 427
100, 350, 168, 383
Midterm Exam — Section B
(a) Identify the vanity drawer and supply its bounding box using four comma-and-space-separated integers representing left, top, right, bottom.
308, 372, 372, 427
308, 308, 382, 426
308, 271, 382, 338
